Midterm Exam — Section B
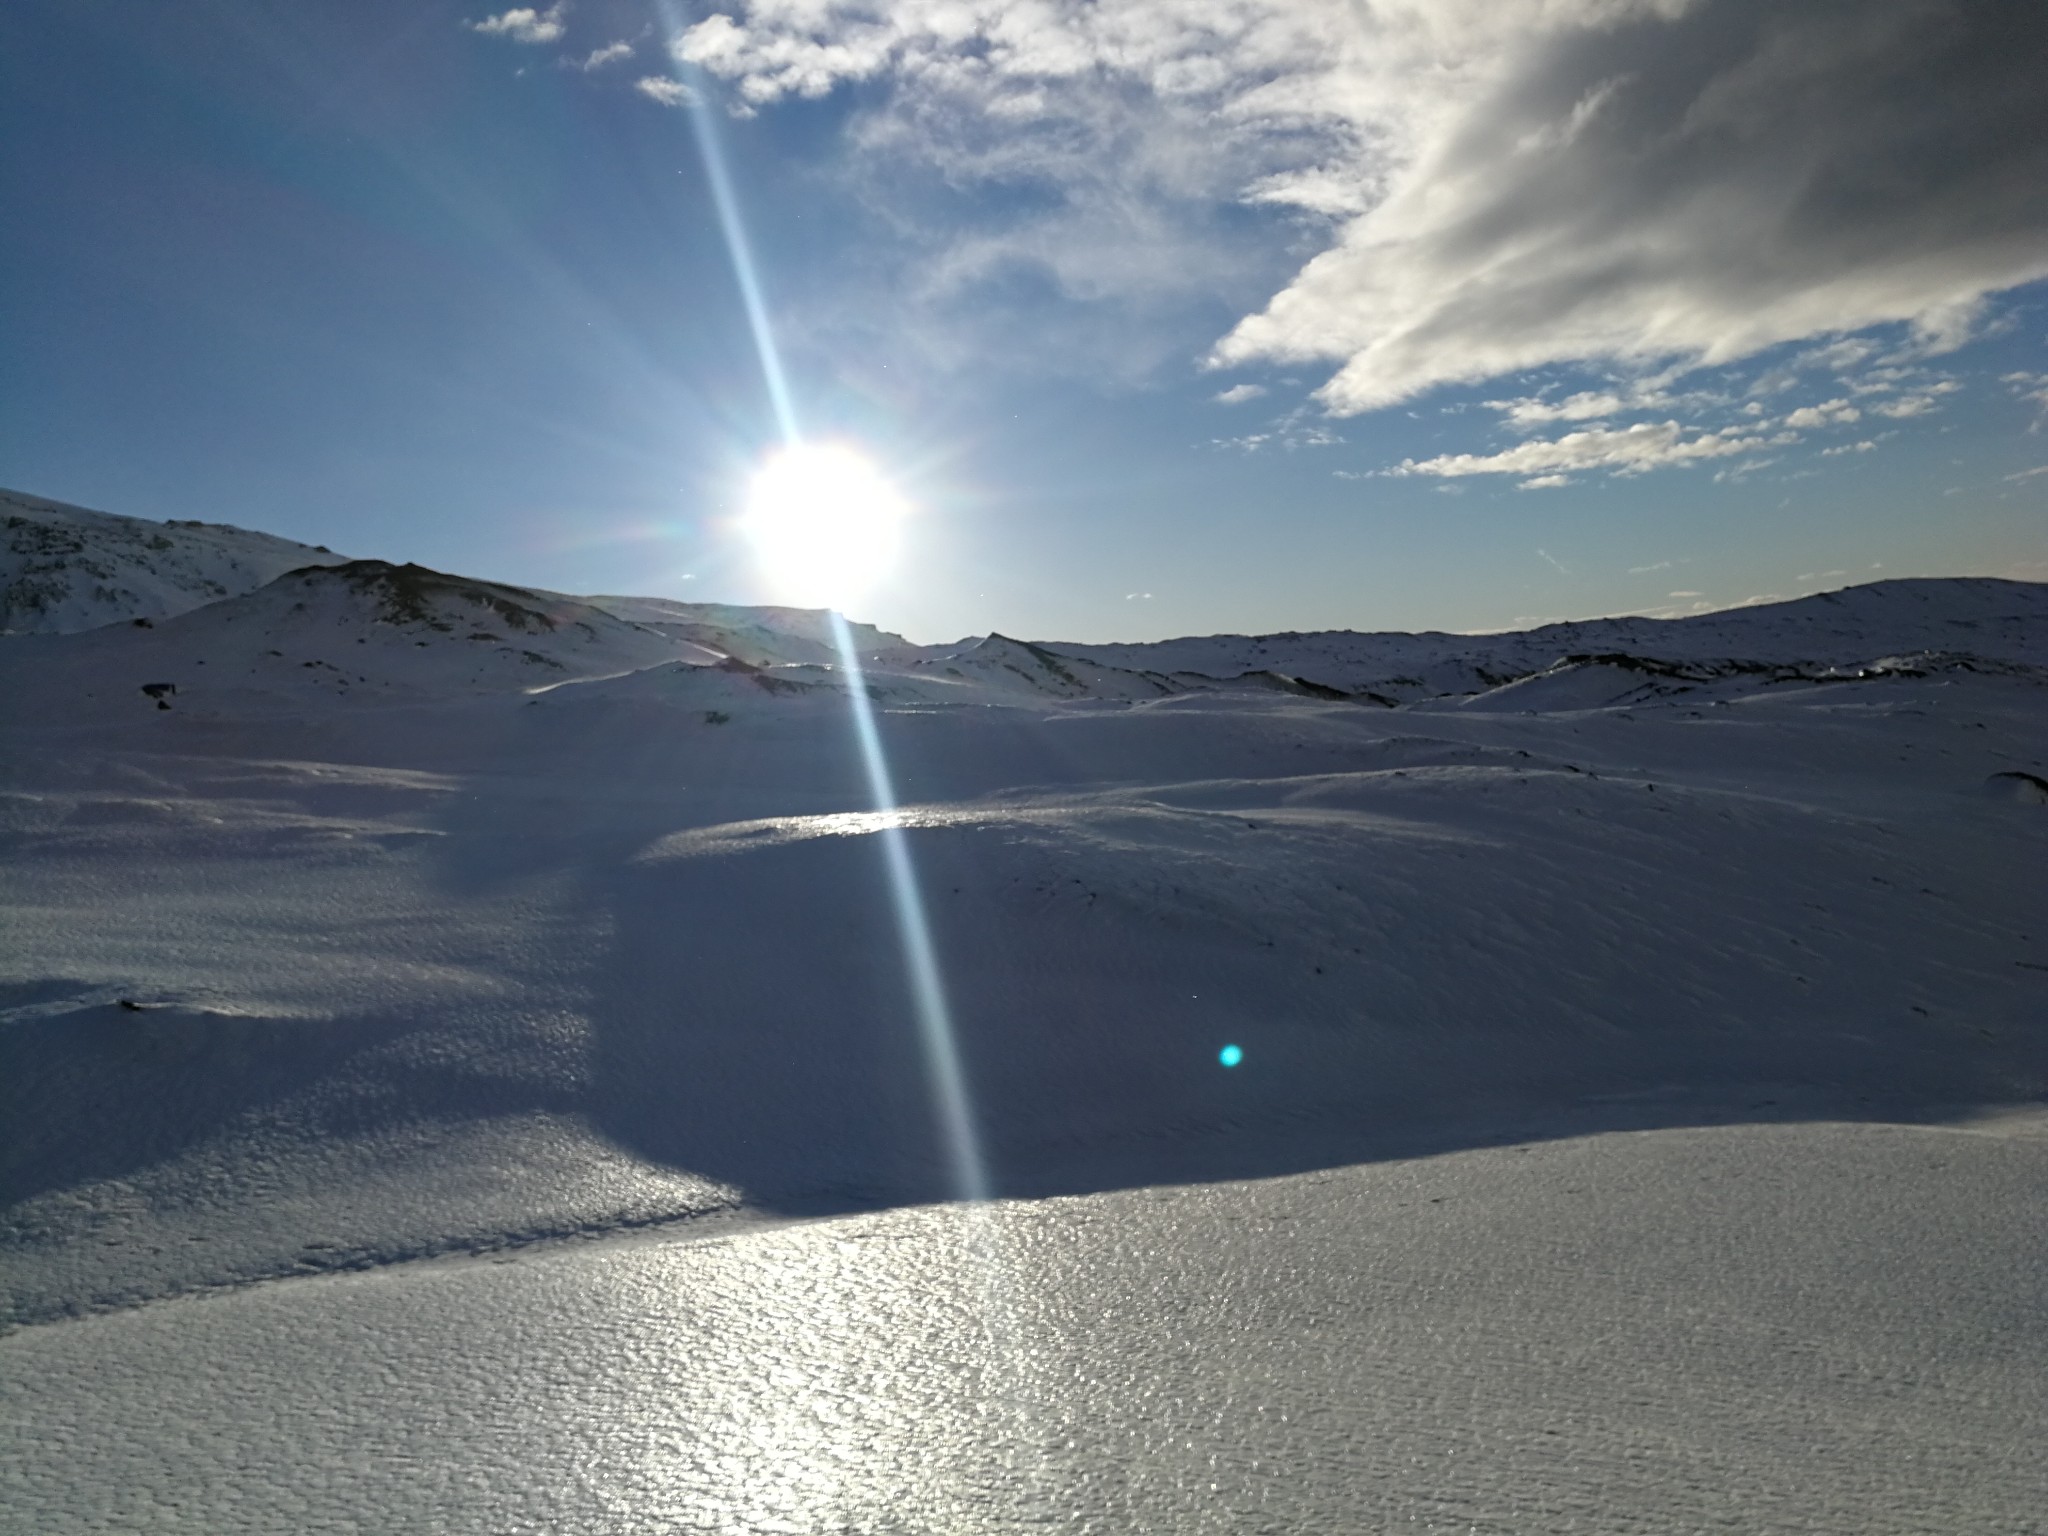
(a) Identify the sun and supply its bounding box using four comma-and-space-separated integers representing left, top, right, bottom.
741, 443, 908, 607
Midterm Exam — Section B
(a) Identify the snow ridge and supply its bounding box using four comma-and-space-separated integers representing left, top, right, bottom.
0, 488, 347, 635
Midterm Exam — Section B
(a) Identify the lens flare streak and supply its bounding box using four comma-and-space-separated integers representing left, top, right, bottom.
829, 613, 993, 1205
661, 34, 989, 1205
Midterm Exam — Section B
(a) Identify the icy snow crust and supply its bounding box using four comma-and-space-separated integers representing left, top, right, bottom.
2, 493, 2045, 1531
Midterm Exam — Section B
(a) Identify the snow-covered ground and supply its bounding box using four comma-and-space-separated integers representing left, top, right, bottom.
2, 491, 2044, 1531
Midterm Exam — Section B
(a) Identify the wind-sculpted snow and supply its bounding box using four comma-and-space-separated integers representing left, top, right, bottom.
2, 499, 2044, 1532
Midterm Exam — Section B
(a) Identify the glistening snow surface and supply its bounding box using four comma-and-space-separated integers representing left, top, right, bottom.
8, 1125, 2046, 1534
2, 493, 2045, 1532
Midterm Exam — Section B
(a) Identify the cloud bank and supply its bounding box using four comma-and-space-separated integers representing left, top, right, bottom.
673, 0, 2048, 410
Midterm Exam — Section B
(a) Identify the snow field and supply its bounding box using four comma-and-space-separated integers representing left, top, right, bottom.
3, 493, 2044, 1533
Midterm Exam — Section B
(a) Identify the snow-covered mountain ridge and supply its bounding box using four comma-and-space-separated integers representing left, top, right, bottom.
1053, 578, 2048, 702
5, 489, 2041, 711
0, 488, 348, 634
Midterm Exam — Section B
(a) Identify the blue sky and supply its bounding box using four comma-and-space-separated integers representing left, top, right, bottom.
3, 0, 2044, 643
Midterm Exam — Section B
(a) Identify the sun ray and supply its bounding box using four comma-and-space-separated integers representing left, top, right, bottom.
652, 32, 990, 1206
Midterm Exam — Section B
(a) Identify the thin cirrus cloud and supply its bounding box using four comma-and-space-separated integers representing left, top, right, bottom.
1391, 420, 1790, 480
665, 0, 2047, 413
571, 41, 633, 71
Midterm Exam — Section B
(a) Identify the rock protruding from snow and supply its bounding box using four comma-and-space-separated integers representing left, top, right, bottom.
0, 487, 348, 634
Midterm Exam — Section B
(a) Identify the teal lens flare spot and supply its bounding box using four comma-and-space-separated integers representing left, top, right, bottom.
1218, 1044, 1243, 1068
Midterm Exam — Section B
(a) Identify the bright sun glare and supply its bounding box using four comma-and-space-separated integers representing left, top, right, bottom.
742, 443, 907, 607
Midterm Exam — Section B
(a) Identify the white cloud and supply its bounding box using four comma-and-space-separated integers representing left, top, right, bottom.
2004, 465, 2048, 483
1820, 439, 1878, 456
1213, 383, 1267, 405
1782, 398, 1859, 429
1871, 395, 1937, 419
1519, 474, 1572, 490
469, 4, 566, 45
1793, 338, 1880, 374
677, 0, 2048, 410
1392, 420, 1778, 479
635, 76, 694, 108
1668, 589, 1701, 597
1486, 390, 1629, 428
571, 41, 633, 71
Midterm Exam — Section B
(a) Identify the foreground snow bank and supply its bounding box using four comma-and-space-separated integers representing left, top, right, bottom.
6, 1122, 2044, 1534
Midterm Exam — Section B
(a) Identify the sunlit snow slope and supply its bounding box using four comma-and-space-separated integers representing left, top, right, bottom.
2, 491, 2044, 1533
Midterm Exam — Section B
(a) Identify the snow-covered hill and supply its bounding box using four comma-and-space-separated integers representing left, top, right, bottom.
0, 558, 694, 716
585, 593, 918, 667
0, 487, 348, 634
1056, 578, 2048, 701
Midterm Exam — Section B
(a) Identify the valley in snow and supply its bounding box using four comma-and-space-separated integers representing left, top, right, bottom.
2, 489, 2044, 1533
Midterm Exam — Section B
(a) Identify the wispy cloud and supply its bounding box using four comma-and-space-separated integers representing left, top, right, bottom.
635, 76, 694, 108
1392, 420, 1783, 480
1488, 391, 1632, 429
1213, 383, 1267, 405
1793, 338, 1881, 374
2001, 372, 2048, 429
468, 4, 565, 45
570, 41, 632, 71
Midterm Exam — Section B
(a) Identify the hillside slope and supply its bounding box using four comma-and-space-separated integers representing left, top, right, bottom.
0, 487, 348, 634
0, 559, 692, 716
